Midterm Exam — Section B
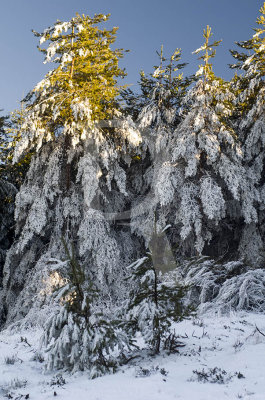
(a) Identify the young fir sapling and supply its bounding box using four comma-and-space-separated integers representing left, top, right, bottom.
125, 247, 191, 355
42, 239, 130, 377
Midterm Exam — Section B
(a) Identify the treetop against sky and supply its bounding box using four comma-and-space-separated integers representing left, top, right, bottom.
0, 0, 262, 112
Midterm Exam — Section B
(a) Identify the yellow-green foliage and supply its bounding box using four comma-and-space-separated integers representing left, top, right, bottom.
151, 45, 190, 107
31, 13, 126, 130
230, 3, 265, 116
193, 26, 235, 119
251, 2, 265, 76
193, 25, 222, 83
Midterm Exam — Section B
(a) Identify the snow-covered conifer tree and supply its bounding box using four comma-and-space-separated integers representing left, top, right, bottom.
150, 26, 258, 258
121, 45, 191, 121
3, 103, 32, 188
230, 4, 265, 264
0, 178, 17, 295
0, 112, 17, 295
0, 13, 141, 327
129, 47, 190, 251
42, 240, 129, 377
230, 2, 265, 117
125, 251, 188, 354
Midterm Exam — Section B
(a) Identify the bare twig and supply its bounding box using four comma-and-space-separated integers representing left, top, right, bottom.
255, 325, 265, 337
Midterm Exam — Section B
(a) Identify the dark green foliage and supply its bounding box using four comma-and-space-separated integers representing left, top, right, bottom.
43, 239, 130, 377
191, 367, 245, 384
126, 252, 192, 354
0, 111, 10, 180
0, 112, 18, 285
0, 107, 31, 188
229, 4, 265, 116
121, 47, 193, 121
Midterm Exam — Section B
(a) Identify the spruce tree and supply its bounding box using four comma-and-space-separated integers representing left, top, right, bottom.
149, 26, 257, 258
125, 251, 189, 355
0, 111, 11, 181
230, 3, 265, 264
0, 112, 17, 292
121, 46, 191, 121
43, 240, 129, 376
230, 2, 265, 115
0, 13, 141, 327
129, 48, 190, 250
3, 104, 32, 188
0, 105, 31, 287
230, 3, 265, 163
13, 13, 127, 164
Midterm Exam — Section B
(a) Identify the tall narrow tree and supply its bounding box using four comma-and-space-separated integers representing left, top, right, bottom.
0, 13, 141, 327
230, 3, 265, 265
150, 26, 257, 259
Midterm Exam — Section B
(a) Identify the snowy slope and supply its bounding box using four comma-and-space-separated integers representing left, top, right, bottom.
1, 312, 265, 400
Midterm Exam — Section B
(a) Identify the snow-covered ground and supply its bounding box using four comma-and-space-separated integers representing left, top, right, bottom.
1, 312, 265, 400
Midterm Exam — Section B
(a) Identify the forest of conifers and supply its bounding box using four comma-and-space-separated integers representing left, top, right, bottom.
0, 3, 264, 376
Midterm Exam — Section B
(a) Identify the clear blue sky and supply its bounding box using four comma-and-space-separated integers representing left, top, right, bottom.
0, 0, 262, 113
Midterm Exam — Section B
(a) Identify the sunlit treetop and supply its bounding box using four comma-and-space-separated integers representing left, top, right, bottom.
140, 45, 192, 110
120, 46, 191, 122
229, 3, 265, 116
12, 13, 129, 162
230, 2, 265, 77
25, 13, 126, 135
189, 26, 235, 122
193, 25, 222, 83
